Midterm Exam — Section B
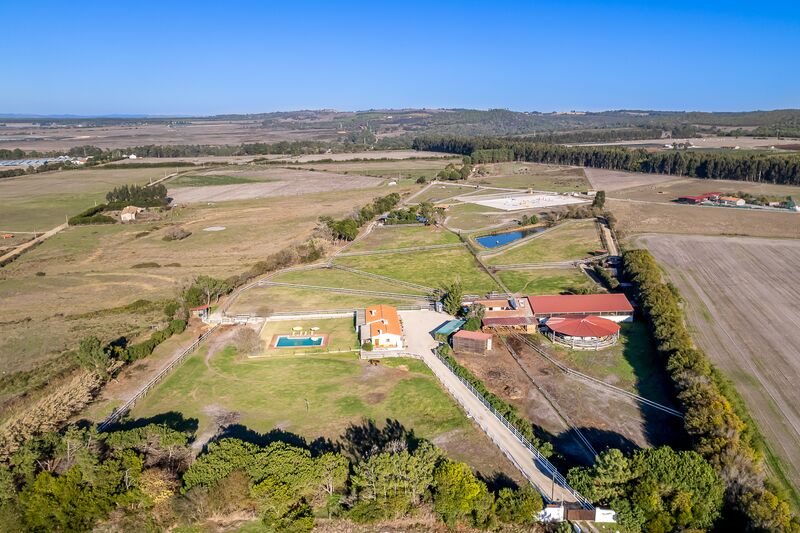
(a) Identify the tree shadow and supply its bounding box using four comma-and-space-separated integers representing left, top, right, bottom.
478, 471, 519, 492
338, 418, 420, 461
100, 411, 199, 436
206, 424, 340, 457
548, 427, 641, 470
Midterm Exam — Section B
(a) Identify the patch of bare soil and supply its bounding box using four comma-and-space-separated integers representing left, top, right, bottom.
454, 338, 683, 466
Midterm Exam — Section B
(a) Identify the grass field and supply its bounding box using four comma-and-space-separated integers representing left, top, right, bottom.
497, 267, 594, 294
294, 158, 459, 181
259, 318, 359, 355
470, 162, 591, 191
229, 285, 420, 315
444, 202, 512, 231
270, 267, 429, 295
334, 247, 499, 294
610, 176, 800, 204
129, 344, 521, 478
486, 220, 602, 265
0, 167, 170, 230
409, 183, 476, 204
168, 174, 271, 187
346, 225, 461, 253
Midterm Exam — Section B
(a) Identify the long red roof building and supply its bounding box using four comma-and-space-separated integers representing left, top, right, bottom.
528, 294, 633, 318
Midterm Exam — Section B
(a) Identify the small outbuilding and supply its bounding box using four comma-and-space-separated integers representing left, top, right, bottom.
453, 329, 493, 354
190, 304, 210, 321
718, 196, 745, 206
433, 319, 466, 342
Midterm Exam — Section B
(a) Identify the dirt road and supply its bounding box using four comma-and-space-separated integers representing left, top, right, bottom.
0, 222, 68, 266
639, 233, 800, 491
399, 310, 582, 504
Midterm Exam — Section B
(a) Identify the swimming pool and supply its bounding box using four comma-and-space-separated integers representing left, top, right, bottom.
476, 226, 546, 248
274, 335, 326, 348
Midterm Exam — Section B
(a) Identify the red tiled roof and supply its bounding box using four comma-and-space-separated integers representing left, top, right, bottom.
545, 315, 620, 337
528, 294, 633, 315
453, 330, 493, 341
364, 304, 402, 336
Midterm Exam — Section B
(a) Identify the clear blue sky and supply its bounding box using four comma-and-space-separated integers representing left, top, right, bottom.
2, 0, 798, 115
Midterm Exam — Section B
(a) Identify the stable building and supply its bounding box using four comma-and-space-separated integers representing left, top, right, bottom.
541, 315, 621, 350
452, 330, 493, 354
528, 294, 633, 323
359, 304, 403, 350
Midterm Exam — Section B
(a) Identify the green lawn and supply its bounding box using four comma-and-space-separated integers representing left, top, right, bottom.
470, 162, 591, 191
271, 267, 429, 295
230, 285, 422, 315
346, 225, 461, 253
259, 317, 359, 355
410, 183, 475, 204
497, 268, 595, 294
334, 247, 499, 294
168, 174, 270, 187
131, 347, 470, 443
486, 220, 602, 265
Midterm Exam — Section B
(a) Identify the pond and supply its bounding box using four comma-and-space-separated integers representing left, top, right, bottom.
475, 226, 546, 248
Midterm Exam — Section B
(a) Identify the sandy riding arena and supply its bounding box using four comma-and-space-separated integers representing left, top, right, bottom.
457, 192, 587, 211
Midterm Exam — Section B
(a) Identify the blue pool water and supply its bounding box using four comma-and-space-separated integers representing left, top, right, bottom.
476, 227, 546, 248
275, 335, 324, 347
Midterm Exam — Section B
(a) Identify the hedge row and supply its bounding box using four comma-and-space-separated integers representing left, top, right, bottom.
622, 249, 796, 531
68, 204, 115, 225
437, 345, 552, 457
123, 319, 186, 361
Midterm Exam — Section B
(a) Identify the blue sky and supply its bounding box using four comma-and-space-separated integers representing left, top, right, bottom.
1, 1, 798, 115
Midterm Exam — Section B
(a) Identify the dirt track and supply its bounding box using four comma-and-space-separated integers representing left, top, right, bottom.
639, 233, 800, 491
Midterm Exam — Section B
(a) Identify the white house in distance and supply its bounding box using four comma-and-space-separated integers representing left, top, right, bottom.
359, 304, 403, 349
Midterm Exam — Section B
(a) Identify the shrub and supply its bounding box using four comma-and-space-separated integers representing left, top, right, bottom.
415, 176, 427, 184
163, 227, 191, 241
132, 262, 161, 269
169, 319, 187, 334
35, 271, 45, 277
361, 341, 373, 352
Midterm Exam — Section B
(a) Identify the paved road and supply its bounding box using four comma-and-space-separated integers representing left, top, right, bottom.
399, 310, 579, 504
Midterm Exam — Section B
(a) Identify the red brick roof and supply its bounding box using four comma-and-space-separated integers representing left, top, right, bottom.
545, 315, 620, 337
482, 316, 536, 327
453, 330, 493, 341
528, 294, 633, 315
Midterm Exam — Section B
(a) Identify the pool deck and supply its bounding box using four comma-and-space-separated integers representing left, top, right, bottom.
271, 333, 329, 348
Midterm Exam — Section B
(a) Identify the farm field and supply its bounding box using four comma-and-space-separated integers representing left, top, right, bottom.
168, 173, 271, 187
168, 167, 385, 203
334, 247, 499, 294
640, 233, 800, 499
485, 220, 602, 265
0, 167, 171, 230
609, 198, 800, 239
609, 176, 800, 204
129, 340, 524, 481
408, 183, 476, 204
583, 167, 684, 191
496, 267, 593, 294
270, 267, 429, 295
578, 135, 796, 150
0, 186, 387, 376
443, 202, 514, 232
292, 157, 461, 180
260, 318, 359, 355
345, 225, 461, 252
470, 162, 591, 191
228, 285, 421, 316
274, 150, 457, 162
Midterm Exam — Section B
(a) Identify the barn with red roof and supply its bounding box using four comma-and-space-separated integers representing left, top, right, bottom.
527, 294, 633, 322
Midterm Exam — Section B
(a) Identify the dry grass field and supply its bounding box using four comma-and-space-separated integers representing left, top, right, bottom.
470, 162, 591, 191
584, 168, 684, 191
275, 150, 456, 162
0, 167, 170, 230
609, 198, 800, 239
610, 176, 800, 203
639, 233, 800, 496
0, 186, 393, 374
168, 167, 384, 203
485, 220, 603, 265
578, 135, 797, 150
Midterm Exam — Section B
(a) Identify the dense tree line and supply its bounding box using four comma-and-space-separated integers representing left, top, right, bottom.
106, 183, 168, 206
568, 447, 724, 531
0, 421, 543, 531
413, 135, 800, 185
622, 249, 797, 531
320, 193, 401, 241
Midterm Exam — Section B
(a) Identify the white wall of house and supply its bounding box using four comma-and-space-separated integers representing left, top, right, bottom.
372, 333, 402, 349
